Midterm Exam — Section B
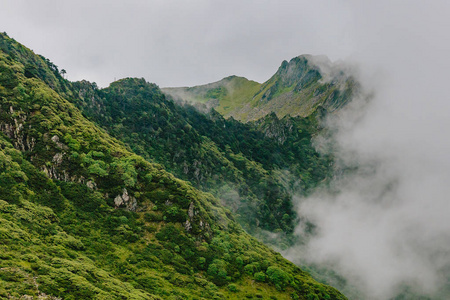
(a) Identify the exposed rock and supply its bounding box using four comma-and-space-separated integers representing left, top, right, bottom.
185, 202, 196, 232
42, 165, 70, 182
185, 202, 208, 234
0, 112, 36, 152
39, 152, 71, 182
52, 153, 63, 164
192, 160, 202, 181
184, 219, 192, 231
114, 188, 137, 211
26, 135, 36, 151
76, 176, 85, 184
188, 202, 195, 219
51, 135, 68, 150
86, 180, 97, 190
182, 161, 189, 174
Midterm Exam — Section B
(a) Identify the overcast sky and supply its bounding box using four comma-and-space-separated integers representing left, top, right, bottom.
280, 1, 450, 299
2, 1, 450, 299
0, 0, 356, 87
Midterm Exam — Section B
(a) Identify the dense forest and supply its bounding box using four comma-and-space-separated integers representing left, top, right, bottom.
70, 77, 333, 244
0, 32, 348, 299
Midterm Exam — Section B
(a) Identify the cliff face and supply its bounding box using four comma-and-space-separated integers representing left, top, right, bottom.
163, 55, 357, 122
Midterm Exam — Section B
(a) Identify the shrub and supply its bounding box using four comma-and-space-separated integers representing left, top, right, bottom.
144, 212, 162, 222
254, 271, 266, 282
266, 266, 290, 290
207, 259, 228, 286
228, 283, 238, 292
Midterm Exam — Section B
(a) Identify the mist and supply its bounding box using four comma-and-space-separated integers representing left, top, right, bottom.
2, 0, 450, 298
284, 1, 450, 299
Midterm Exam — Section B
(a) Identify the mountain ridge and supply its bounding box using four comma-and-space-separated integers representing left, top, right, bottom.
71, 76, 332, 240
0, 31, 346, 299
162, 55, 357, 122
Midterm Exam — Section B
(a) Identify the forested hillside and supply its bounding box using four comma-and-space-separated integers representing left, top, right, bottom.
70, 78, 331, 242
0, 32, 346, 299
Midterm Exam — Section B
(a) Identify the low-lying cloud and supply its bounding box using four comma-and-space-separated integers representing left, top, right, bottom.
285, 1, 450, 299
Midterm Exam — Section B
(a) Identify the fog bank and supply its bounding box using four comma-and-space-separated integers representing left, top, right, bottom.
285, 1, 450, 299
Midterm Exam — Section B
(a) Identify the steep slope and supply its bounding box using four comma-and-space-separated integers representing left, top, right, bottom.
163, 55, 357, 122
163, 76, 261, 116
70, 77, 331, 241
0, 32, 346, 299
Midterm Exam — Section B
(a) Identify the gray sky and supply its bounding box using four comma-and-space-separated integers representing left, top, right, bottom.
2, 1, 450, 299
283, 1, 450, 299
0, 0, 355, 87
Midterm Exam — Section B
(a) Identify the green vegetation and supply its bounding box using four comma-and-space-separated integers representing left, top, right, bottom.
0, 32, 346, 299
70, 77, 332, 243
162, 56, 357, 122
163, 75, 261, 116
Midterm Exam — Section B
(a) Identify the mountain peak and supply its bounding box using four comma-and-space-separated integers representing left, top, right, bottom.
162, 54, 356, 122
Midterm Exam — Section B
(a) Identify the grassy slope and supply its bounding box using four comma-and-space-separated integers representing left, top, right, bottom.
0, 32, 346, 299
163, 76, 261, 116
162, 57, 356, 122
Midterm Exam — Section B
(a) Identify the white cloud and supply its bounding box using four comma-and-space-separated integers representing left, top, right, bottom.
2, 1, 450, 298
286, 1, 450, 299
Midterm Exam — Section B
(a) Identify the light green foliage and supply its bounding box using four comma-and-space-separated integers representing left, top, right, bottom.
254, 271, 266, 282
70, 75, 334, 245
207, 259, 229, 285
0, 32, 347, 300
64, 133, 81, 151
228, 283, 238, 292
163, 56, 357, 122
266, 266, 292, 290
110, 156, 138, 187
163, 75, 261, 116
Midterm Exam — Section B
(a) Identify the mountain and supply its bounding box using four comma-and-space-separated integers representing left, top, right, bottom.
162, 55, 357, 122
163, 76, 261, 117
69, 77, 331, 244
0, 32, 347, 299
